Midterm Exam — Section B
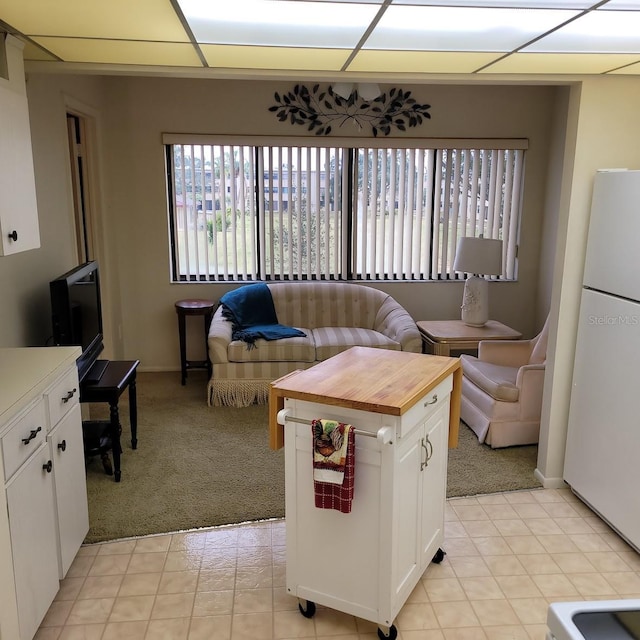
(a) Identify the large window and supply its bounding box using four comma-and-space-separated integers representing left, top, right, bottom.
164, 135, 526, 282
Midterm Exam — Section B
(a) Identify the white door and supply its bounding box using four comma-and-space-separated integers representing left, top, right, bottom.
6, 444, 59, 640
564, 288, 640, 550
49, 404, 89, 578
419, 403, 448, 568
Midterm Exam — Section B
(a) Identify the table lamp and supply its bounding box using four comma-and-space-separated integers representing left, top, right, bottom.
452, 237, 503, 327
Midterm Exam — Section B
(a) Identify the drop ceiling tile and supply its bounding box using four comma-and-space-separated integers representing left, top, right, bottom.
21, 39, 59, 62
525, 10, 640, 52
0, 0, 189, 41
30, 38, 203, 67
348, 50, 501, 73
389, 1, 595, 6
479, 52, 640, 74
200, 45, 350, 71
608, 59, 640, 73
364, 5, 580, 51
178, 0, 378, 48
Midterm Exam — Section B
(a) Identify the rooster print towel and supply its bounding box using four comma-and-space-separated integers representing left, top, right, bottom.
311, 419, 355, 513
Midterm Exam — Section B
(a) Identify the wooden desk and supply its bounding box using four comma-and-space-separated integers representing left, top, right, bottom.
417, 320, 522, 356
268, 346, 461, 451
80, 360, 139, 482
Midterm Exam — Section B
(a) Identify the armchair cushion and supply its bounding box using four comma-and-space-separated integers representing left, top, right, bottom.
460, 357, 519, 402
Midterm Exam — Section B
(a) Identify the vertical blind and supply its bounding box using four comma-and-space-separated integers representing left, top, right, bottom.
165, 136, 526, 282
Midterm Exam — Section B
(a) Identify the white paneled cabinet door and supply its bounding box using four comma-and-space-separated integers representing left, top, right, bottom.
48, 404, 89, 578
392, 399, 449, 609
0, 37, 40, 256
6, 444, 59, 640
419, 402, 448, 567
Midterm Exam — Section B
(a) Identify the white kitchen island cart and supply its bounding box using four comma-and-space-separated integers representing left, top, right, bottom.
269, 347, 461, 640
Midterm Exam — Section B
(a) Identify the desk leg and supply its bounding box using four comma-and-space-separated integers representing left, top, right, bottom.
178, 312, 187, 385
109, 402, 122, 483
129, 374, 138, 450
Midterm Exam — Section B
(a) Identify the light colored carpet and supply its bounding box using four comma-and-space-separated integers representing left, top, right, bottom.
84, 370, 540, 543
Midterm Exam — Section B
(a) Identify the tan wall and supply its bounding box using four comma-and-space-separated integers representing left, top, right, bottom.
537, 75, 640, 485
92, 77, 557, 370
0, 73, 106, 348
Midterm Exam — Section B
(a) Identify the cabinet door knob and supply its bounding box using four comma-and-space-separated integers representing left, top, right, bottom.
62, 388, 77, 403
42, 460, 53, 473
58, 439, 67, 452
22, 426, 42, 444
8, 230, 18, 242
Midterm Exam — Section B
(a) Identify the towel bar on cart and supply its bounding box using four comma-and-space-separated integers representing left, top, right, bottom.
276, 408, 395, 445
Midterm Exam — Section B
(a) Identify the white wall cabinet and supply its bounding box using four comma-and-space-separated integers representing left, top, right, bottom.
0, 347, 88, 640
0, 35, 40, 255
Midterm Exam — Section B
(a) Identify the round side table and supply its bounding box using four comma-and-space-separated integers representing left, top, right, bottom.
175, 299, 216, 385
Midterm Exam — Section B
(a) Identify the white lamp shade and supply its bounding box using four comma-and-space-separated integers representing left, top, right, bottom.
453, 237, 503, 276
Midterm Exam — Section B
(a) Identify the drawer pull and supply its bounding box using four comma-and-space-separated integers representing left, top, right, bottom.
62, 388, 77, 404
424, 394, 438, 407
22, 426, 42, 445
58, 440, 67, 452
42, 460, 52, 473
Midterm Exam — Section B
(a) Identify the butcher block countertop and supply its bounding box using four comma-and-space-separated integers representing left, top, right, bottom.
269, 346, 461, 450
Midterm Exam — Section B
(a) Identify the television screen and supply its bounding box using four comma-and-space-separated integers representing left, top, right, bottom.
50, 261, 104, 382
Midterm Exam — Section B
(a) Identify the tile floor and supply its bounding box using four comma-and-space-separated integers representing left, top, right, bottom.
36, 487, 640, 640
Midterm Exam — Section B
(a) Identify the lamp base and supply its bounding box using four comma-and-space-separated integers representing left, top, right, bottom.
460, 276, 489, 327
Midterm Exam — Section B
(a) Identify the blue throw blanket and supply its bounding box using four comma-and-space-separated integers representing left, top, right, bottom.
220, 283, 306, 348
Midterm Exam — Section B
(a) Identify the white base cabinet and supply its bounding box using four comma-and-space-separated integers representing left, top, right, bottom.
0, 347, 89, 640
282, 374, 452, 636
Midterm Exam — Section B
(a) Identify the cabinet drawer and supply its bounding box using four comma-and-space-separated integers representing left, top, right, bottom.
1, 399, 47, 482
44, 366, 79, 429
398, 375, 453, 439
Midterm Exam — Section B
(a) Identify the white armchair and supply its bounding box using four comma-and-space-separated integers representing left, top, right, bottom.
460, 316, 549, 448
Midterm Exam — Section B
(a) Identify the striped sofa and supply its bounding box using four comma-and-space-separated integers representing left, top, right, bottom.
207, 281, 422, 407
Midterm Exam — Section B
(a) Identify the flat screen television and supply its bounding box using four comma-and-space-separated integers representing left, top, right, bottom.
50, 261, 105, 383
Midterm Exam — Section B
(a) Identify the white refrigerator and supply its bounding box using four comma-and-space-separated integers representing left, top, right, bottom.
564, 169, 640, 551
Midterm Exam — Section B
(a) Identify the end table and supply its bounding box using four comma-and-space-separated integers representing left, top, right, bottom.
417, 320, 522, 356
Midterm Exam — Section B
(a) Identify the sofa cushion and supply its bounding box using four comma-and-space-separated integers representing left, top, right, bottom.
312, 327, 401, 361
461, 356, 520, 402
227, 329, 316, 363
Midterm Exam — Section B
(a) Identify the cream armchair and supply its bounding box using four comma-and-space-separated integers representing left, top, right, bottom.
460, 317, 549, 448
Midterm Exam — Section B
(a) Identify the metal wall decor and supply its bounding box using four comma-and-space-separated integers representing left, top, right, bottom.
269, 84, 431, 137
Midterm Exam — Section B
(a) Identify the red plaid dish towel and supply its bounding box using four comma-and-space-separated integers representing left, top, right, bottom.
311, 419, 355, 514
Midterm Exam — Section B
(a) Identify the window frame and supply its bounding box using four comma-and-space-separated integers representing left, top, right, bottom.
163, 134, 527, 284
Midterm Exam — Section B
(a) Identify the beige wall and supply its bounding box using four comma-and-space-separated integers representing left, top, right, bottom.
536, 75, 640, 486
0, 73, 106, 349
87, 77, 556, 370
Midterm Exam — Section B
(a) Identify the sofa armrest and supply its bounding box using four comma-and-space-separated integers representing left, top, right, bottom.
478, 339, 533, 367
374, 297, 422, 353
208, 307, 232, 364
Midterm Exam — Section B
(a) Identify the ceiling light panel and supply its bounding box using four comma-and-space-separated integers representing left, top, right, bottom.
364, 6, 580, 51
0, 0, 190, 41
29, 37, 203, 66
177, 0, 379, 48
525, 10, 640, 52
200, 44, 351, 71
389, 1, 596, 7
349, 49, 501, 73
479, 52, 640, 73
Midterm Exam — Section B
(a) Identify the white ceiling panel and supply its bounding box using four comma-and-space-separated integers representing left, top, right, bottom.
176, 0, 379, 48
363, 6, 580, 51
524, 10, 640, 52
2, 0, 640, 75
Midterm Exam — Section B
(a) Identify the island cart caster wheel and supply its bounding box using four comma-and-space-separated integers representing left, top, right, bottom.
432, 547, 446, 564
298, 599, 316, 618
377, 624, 398, 640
